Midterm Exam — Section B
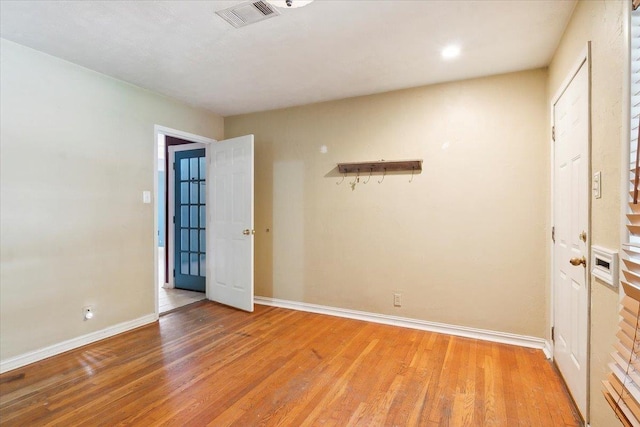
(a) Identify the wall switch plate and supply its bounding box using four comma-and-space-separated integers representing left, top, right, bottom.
142, 190, 151, 204
593, 171, 601, 199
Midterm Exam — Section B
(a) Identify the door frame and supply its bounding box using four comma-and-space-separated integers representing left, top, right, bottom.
549, 43, 591, 422
153, 125, 217, 316
621, 0, 631, 272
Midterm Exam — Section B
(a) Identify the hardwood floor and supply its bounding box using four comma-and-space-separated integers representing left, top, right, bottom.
0, 301, 580, 426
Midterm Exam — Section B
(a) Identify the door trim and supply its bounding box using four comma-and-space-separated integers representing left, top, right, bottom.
549, 42, 591, 422
153, 125, 216, 317
621, 5, 631, 264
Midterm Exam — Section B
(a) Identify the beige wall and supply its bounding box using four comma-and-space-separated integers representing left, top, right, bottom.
0, 39, 224, 361
226, 68, 549, 338
548, 0, 625, 425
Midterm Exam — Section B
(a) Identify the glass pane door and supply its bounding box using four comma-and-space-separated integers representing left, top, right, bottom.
174, 149, 206, 292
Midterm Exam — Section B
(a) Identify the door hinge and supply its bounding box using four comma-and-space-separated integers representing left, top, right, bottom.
173, 269, 175, 277
551, 226, 555, 243
551, 326, 555, 341
172, 215, 175, 224
173, 162, 175, 170
551, 126, 555, 142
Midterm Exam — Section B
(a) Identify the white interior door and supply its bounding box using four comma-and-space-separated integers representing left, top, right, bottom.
207, 135, 254, 312
552, 60, 589, 419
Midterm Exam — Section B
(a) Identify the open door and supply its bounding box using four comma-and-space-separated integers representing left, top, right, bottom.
552, 57, 589, 419
167, 142, 207, 289
173, 148, 207, 292
207, 135, 254, 312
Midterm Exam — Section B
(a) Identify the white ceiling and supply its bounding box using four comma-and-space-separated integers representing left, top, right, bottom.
0, 0, 576, 117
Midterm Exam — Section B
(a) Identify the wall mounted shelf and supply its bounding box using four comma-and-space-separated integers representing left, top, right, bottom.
337, 159, 422, 174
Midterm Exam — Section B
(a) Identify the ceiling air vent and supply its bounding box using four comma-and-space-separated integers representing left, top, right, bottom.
216, 1, 280, 28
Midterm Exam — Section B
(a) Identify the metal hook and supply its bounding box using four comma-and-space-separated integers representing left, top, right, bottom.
349, 169, 360, 191
336, 171, 347, 185
363, 168, 373, 184
378, 168, 386, 184
409, 166, 415, 183
350, 169, 360, 186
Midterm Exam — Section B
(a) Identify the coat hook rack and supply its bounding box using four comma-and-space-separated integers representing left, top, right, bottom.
337, 159, 422, 184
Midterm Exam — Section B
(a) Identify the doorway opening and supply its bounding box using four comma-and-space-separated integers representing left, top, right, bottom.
153, 126, 256, 316
155, 128, 215, 314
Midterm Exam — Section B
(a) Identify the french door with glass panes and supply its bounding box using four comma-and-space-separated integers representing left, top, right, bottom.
174, 148, 206, 292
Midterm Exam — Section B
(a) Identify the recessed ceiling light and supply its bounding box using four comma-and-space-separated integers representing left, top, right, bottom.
441, 45, 461, 60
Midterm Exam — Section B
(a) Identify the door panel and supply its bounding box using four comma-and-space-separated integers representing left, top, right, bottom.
553, 60, 589, 418
207, 135, 254, 312
174, 148, 206, 292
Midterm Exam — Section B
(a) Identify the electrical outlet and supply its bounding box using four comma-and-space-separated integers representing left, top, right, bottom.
393, 293, 402, 307
83, 306, 94, 321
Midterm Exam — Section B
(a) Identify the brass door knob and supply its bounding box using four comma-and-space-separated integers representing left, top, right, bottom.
243, 229, 251, 235
569, 257, 586, 267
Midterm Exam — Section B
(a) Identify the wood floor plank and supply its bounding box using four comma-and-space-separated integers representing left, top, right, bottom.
0, 301, 581, 426
408, 333, 451, 425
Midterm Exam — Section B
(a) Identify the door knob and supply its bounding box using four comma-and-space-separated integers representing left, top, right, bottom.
569, 257, 586, 267
242, 229, 255, 235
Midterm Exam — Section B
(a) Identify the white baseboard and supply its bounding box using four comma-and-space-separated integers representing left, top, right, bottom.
542, 340, 553, 359
0, 313, 158, 374
255, 296, 548, 352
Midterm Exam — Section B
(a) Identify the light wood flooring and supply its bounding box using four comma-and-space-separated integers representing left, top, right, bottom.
158, 286, 205, 314
0, 301, 581, 426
